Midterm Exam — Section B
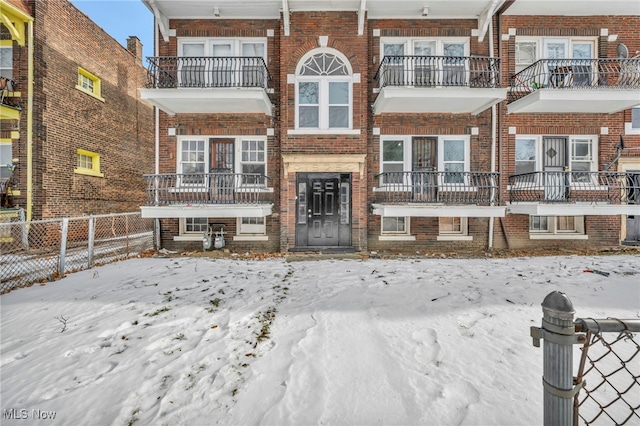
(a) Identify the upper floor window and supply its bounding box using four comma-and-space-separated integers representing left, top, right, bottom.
514, 37, 597, 87
0, 42, 12, 79
76, 67, 104, 101
295, 49, 352, 130
627, 106, 640, 135
178, 38, 267, 88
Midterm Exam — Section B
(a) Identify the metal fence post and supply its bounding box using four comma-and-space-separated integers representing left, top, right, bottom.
87, 215, 95, 268
59, 218, 68, 276
19, 208, 28, 250
531, 291, 585, 426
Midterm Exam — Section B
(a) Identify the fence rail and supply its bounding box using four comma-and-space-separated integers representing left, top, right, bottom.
0, 211, 154, 293
509, 171, 639, 204
145, 56, 271, 89
375, 171, 500, 204
531, 291, 640, 425
374, 55, 502, 88
509, 58, 640, 103
143, 173, 272, 206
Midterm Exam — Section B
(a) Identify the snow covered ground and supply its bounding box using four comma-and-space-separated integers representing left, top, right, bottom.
1, 253, 638, 426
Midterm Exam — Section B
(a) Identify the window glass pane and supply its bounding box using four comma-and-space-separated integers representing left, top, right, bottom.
299, 82, 318, 104
299, 106, 319, 127
186, 217, 208, 233
211, 43, 232, 57
329, 82, 348, 104
329, 106, 349, 128
242, 43, 265, 57
633, 107, 640, 129
383, 140, 404, 161
572, 141, 590, 159
516, 138, 536, 175
414, 41, 435, 56
530, 216, 548, 231
382, 217, 405, 233
546, 42, 566, 59
0, 46, 12, 79
572, 43, 592, 59
516, 42, 537, 65
443, 140, 464, 161
383, 44, 405, 56
439, 217, 461, 233
443, 43, 464, 57
241, 164, 265, 175
557, 216, 575, 231
183, 43, 205, 56
300, 53, 349, 76
444, 163, 464, 173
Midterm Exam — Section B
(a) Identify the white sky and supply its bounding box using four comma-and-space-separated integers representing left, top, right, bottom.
1, 254, 638, 425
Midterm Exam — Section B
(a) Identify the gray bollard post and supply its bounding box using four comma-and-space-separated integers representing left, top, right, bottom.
530, 291, 585, 426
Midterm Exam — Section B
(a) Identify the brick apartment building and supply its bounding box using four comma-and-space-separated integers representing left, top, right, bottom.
139, 0, 640, 254
0, 0, 154, 221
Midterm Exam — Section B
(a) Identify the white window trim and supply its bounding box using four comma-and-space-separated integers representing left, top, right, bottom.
529, 216, 587, 239
377, 135, 471, 189
175, 136, 270, 189
178, 37, 267, 60
510, 135, 599, 188
236, 217, 266, 236
437, 217, 471, 240
380, 216, 412, 238
625, 106, 640, 135
175, 217, 209, 241
379, 37, 471, 60
293, 48, 355, 132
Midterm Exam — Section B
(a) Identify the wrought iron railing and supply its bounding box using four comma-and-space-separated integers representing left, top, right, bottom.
509, 171, 639, 203
0, 75, 20, 109
145, 56, 272, 89
375, 171, 500, 204
143, 173, 271, 206
374, 56, 502, 88
508, 58, 640, 103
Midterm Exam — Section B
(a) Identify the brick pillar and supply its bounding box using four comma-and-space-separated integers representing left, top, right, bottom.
127, 36, 143, 64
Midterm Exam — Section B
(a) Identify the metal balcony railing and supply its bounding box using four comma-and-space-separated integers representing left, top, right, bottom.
508, 58, 640, 103
143, 173, 272, 206
508, 171, 639, 203
375, 171, 500, 204
0, 76, 20, 110
374, 56, 502, 88
145, 56, 272, 89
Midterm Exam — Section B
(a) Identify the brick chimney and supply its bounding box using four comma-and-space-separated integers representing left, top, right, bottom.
127, 36, 143, 64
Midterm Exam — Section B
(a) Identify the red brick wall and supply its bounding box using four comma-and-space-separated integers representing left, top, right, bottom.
5, 0, 155, 219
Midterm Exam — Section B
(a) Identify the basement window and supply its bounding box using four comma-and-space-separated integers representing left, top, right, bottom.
76, 67, 104, 101
74, 149, 104, 177
529, 216, 587, 239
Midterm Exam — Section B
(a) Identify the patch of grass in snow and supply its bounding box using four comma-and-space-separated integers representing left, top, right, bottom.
206, 298, 222, 313
144, 306, 171, 317
173, 333, 186, 341
127, 409, 139, 426
256, 306, 277, 344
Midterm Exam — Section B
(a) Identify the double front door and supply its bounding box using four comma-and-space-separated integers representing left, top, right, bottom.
296, 173, 351, 247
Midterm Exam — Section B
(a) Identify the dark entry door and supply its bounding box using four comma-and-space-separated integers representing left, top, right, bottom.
543, 136, 569, 201
296, 173, 351, 247
210, 139, 234, 201
412, 136, 437, 201
624, 171, 640, 245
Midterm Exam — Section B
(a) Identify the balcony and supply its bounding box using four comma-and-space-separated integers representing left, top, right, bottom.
508, 171, 640, 216
508, 58, 640, 114
372, 56, 507, 115
0, 76, 20, 120
371, 171, 505, 218
139, 57, 273, 116
140, 173, 274, 219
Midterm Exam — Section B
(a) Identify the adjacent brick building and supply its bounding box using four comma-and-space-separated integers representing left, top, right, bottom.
139, 0, 640, 254
0, 0, 154, 221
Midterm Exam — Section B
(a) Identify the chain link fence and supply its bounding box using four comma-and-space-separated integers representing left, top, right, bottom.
0, 210, 155, 293
531, 291, 640, 426
574, 319, 640, 425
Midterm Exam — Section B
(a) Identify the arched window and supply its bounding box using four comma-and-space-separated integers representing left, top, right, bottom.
295, 49, 352, 130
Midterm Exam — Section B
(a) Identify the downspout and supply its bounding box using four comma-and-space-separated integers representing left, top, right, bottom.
153, 12, 161, 249
26, 19, 33, 221
488, 17, 496, 250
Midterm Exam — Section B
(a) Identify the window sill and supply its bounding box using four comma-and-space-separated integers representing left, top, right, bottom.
437, 235, 473, 241
378, 235, 415, 241
288, 129, 361, 135
74, 168, 104, 178
174, 235, 205, 242
75, 85, 105, 102
529, 233, 588, 240
233, 235, 268, 241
